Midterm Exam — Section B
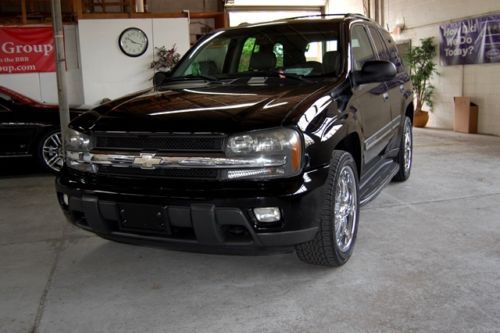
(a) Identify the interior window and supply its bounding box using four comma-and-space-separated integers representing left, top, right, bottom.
238, 37, 257, 72
273, 43, 284, 68
351, 25, 376, 71
305, 41, 323, 62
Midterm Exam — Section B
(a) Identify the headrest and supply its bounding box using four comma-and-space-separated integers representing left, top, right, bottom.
250, 47, 277, 71
323, 51, 341, 75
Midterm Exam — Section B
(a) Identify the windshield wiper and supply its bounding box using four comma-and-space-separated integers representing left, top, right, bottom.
272, 71, 314, 83
240, 70, 313, 83
165, 74, 220, 83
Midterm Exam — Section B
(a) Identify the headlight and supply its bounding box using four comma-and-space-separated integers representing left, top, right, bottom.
223, 128, 303, 180
65, 128, 96, 173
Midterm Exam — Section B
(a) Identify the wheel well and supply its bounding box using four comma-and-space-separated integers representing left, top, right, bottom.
406, 103, 414, 123
335, 132, 361, 175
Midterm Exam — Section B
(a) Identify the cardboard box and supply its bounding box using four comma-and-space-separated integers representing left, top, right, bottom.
454, 96, 478, 134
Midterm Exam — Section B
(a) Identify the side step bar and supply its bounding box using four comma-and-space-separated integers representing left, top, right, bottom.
359, 161, 399, 206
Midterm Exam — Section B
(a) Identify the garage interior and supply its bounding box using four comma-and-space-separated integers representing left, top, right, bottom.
1, 0, 500, 332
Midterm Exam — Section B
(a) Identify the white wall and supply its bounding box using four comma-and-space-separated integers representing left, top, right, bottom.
0, 25, 84, 105
0, 18, 189, 107
228, 0, 326, 6
325, 0, 364, 15
78, 18, 189, 106
384, 0, 500, 135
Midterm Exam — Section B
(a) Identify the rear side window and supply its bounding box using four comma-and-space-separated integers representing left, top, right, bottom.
368, 26, 389, 60
379, 29, 405, 73
350, 25, 375, 71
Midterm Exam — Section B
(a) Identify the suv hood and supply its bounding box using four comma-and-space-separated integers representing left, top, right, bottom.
81, 82, 327, 133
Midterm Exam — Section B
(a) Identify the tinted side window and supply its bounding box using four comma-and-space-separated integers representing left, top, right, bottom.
379, 29, 405, 73
351, 25, 375, 71
368, 26, 389, 60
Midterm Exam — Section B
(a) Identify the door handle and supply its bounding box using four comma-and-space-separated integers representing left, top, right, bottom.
383, 92, 389, 101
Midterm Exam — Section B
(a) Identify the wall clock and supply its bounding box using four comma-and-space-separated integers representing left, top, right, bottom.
118, 27, 148, 57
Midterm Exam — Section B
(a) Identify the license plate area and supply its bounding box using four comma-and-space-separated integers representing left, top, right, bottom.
118, 203, 172, 235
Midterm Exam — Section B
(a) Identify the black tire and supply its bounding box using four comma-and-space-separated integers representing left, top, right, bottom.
36, 129, 64, 173
393, 116, 412, 182
295, 150, 360, 267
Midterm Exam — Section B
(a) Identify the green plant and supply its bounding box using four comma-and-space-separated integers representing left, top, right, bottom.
150, 45, 181, 72
406, 37, 438, 111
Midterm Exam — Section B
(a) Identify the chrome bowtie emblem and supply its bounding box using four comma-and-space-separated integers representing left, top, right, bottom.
133, 153, 162, 169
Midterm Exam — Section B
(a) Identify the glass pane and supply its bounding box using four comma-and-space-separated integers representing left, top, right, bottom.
173, 21, 341, 78
238, 37, 257, 72
182, 38, 230, 76
351, 25, 375, 71
368, 27, 389, 60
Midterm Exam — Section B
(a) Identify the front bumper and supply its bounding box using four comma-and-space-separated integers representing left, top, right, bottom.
55, 166, 329, 254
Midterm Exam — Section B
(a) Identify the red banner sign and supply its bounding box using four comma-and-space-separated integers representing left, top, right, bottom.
0, 27, 56, 74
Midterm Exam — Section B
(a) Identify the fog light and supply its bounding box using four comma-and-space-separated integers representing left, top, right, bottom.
62, 194, 69, 206
253, 207, 281, 223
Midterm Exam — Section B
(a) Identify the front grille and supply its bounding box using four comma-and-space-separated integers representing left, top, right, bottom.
94, 132, 225, 152
98, 166, 219, 179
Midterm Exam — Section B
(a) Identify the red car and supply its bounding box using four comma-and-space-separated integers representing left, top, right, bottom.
0, 86, 84, 172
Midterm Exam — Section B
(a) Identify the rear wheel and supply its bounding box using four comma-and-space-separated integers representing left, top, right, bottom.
295, 150, 360, 267
393, 116, 412, 182
37, 130, 64, 172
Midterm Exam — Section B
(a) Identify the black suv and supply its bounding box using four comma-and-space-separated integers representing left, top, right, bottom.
56, 14, 413, 266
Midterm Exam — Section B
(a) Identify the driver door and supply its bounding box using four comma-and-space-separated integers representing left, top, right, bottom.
349, 24, 392, 164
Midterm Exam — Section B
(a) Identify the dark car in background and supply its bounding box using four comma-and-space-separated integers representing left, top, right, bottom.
56, 14, 414, 266
0, 86, 84, 172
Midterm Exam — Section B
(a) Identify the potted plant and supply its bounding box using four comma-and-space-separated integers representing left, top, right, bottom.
406, 37, 438, 128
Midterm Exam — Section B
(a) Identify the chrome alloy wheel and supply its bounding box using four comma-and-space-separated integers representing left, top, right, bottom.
334, 165, 358, 253
403, 119, 413, 175
42, 131, 64, 172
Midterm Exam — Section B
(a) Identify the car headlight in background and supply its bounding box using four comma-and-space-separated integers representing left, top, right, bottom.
223, 128, 303, 180
65, 128, 96, 173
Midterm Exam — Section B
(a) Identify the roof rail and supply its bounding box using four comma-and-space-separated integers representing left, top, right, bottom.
284, 13, 371, 21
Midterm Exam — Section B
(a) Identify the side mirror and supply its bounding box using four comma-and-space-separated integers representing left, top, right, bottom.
153, 71, 171, 87
353, 60, 397, 85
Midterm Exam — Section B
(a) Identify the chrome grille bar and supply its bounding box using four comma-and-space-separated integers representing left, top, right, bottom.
85, 152, 286, 170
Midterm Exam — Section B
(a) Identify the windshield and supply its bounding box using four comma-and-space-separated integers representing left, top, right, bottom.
172, 21, 342, 80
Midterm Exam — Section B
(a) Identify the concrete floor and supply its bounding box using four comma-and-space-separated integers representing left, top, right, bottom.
1, 128, 500, 333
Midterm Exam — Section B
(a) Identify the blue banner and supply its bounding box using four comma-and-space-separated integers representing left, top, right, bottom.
439, 13, 500, 66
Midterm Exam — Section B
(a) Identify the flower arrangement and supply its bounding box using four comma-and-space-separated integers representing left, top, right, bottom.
150, 45, 181, 72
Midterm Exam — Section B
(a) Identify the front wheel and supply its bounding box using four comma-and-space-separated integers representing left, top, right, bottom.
37, 130, 64, 172
295, 150, 360, 267
393, 116, 413, 182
